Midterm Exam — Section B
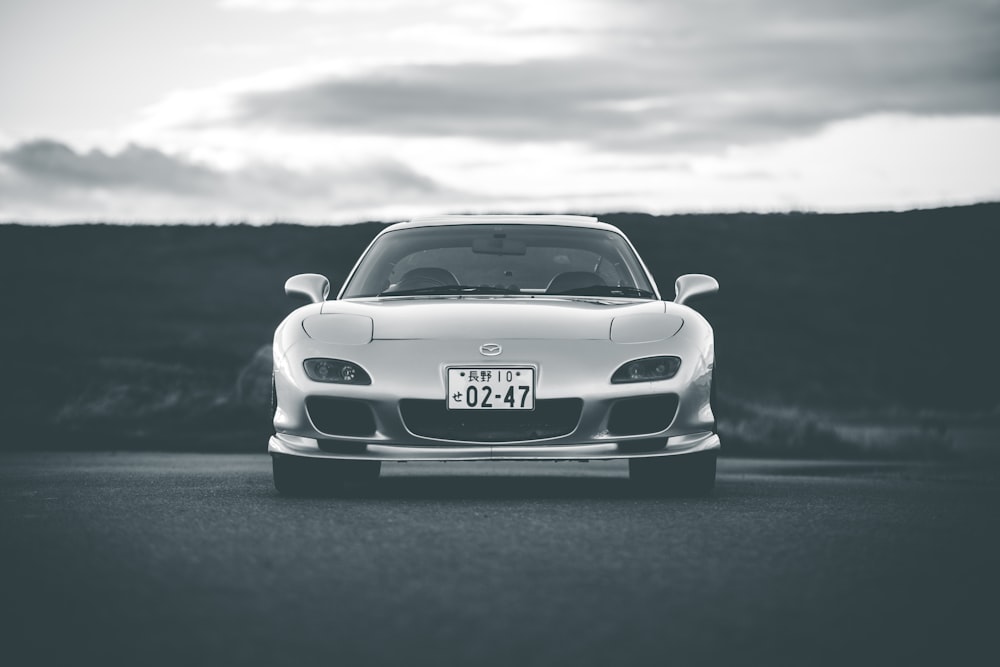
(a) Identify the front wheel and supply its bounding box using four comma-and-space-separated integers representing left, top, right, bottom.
629, 451, 717, 496
272, 454, 381, 497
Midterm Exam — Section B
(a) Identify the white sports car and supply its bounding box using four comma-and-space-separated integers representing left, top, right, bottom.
269, 215, 720, 495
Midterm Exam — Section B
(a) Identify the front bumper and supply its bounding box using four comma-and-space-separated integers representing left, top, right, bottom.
272, 332, 717, 460
268, 430, 720, 461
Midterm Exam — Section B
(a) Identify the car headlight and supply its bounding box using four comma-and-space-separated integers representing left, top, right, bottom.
303, 358, 372, 384
611, 356, 681, 383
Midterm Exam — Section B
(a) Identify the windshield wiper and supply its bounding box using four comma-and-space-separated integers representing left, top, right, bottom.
552, 285, 656, 299
378, 285, 519, 297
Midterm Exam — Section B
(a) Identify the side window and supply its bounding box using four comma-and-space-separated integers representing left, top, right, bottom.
595, 259, 622, 287
595, 246, 639, 288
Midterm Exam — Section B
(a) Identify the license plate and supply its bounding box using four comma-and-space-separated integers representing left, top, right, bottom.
447, 367, 535, 410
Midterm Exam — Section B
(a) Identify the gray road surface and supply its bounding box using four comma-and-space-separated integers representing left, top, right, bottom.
2, 454, 998, 666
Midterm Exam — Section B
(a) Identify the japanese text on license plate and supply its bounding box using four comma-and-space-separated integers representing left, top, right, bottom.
447, 367, 535, 410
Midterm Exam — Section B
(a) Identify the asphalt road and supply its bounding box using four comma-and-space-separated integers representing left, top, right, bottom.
2, 454, 998, 667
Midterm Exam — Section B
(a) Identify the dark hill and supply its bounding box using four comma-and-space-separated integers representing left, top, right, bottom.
1, 204, 997, 458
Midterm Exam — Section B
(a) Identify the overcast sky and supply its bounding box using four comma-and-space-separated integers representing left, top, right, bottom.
1, 0, 998, 223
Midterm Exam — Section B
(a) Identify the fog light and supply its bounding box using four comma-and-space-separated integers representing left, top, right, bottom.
611, 356, 681, 383
304, 358, 371, 384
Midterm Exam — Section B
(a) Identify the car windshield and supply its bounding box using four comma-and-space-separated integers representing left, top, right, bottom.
340, 224, 657, 299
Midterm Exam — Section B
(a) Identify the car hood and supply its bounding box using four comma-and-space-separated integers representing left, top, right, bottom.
320, 297, 670, 340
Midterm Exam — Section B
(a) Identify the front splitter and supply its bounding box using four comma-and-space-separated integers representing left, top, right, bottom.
268, 431, 720, 461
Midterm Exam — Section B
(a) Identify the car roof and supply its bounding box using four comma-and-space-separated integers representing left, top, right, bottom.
382, 214, 620, 234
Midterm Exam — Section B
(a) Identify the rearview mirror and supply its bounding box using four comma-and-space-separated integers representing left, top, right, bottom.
285, 273, 330, 303
472, 237, 527, 255
674, 274, 719, 305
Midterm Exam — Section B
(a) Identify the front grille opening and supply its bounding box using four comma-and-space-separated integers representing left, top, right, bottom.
306, 396, 376, 437
607, 394, 679, 436
400, 399, 583, 443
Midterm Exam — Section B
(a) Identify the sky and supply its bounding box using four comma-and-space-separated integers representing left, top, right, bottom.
1, 0, 998, 223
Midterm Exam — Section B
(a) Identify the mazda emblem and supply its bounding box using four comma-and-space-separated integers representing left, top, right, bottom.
479, 343, 502, 356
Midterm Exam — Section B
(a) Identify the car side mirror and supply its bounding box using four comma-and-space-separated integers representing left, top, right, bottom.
285, 273, 330, 303
674, 274, 719, 305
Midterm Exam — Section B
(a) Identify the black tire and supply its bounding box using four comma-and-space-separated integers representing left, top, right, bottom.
272, 454, 381, 497
629, 451, 717, 496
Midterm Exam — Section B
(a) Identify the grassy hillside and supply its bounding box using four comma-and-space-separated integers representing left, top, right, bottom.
1, 204, 997, 458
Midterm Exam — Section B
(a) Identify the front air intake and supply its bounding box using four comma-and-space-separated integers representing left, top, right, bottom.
607, 394, 679, 436
305, 397, 376, 437
400, 399, 582, 443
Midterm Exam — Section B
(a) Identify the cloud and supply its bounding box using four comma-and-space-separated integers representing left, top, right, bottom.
4, 0, 998, 221
0, 139, 457, 222
222, 0, 1000, 151
1, 140, 222, 194
236, 59, 643, 141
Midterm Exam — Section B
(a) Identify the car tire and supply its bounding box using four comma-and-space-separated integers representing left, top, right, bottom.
629, 451, 717, 496
272, 454, 381, 497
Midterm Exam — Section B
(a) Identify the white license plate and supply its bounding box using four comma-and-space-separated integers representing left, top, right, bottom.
447, 367, 535, 410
